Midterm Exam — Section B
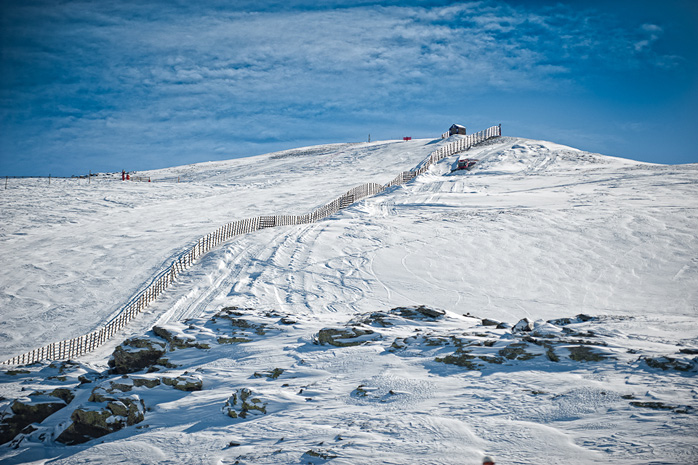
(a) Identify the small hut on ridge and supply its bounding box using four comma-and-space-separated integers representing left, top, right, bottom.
449, 124, 466, 136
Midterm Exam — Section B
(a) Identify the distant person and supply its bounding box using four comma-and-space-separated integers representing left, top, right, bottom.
483, 456, 495, 465
122, 169, 125, 181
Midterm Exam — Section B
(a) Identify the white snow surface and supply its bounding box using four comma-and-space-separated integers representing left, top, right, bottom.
1, 136, 697, 464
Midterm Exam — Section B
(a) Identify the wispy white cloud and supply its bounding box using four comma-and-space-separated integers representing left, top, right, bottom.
0, 0, 691, 175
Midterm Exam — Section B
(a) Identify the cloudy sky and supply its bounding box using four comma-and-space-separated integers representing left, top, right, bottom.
1, 0, 696, 176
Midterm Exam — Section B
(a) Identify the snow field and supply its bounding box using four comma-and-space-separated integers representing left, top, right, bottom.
1, 135, 697, 464
2, 305, 695, 464
0, 139, 442, 361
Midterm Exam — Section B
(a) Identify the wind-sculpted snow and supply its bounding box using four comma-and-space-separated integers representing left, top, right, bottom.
2, 128, 500, 365
0, 139, 441, 361
1, 135, 697, 463
1, 306, 695, 463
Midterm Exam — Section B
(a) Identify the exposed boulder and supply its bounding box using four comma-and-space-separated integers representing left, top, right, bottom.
253, 368, 284, 380
547, 314, 596, 326
391, 305, 445, 321
223, 388, 267, 419
132, 376, 162, 389
353, 311, 394, 327
629, 401, 693, 413
498, 342, 540, 361
0, 389, 73, 445
642, 356, 696, 372
153, 325, 210, 350
302, 449, 338, 461
88, 375, 162, 405
356, 306, 446, 327
108, 337, 166, 374
161, 373, 203, 391
213, 307, 267, 333
212, 306, 250, 320
512, 318, 534, 332
4, 369, 30, 376
45, 388, 74, 404
56, 394, 145, 445
435, 349, 484, 370
217, 336, 252, 344
315, 327, 380, 347
210, 307, 278, 342
567, 345, 611, 362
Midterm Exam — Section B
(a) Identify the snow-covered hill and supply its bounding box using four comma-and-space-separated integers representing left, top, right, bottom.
1, 136, 697, 464
0, 139, 438, 360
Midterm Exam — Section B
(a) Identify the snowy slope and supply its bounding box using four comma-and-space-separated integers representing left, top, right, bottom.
1, 136, 697, 464
0, 139, 440, 361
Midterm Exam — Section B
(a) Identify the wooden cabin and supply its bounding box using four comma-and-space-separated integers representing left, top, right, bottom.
449, 124, 466, 136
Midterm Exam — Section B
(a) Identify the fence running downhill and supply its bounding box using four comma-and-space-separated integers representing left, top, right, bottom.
1, 125, 501, 366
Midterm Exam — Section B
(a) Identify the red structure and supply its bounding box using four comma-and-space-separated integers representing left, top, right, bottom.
403, 137, 412, 141
456, 158, 478, 171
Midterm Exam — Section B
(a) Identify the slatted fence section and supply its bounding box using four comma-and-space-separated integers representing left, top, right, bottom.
1, 126, 501, 366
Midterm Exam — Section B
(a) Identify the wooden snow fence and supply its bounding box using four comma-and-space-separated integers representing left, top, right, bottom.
1, 126, 501, 366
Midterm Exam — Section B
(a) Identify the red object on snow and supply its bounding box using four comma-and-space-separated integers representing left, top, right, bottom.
456, 158, 479, 171
403, 137, 412, 141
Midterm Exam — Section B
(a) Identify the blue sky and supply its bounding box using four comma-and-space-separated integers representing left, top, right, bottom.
1, 0, 696, 176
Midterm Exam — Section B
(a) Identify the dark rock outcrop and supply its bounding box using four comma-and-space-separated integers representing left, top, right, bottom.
223, 388, 267, 419
512, 318, 534, 332
153, 326, 210, 350
108, 337, 166, 374
315, 327, 379, 347
56, 395, 145, 445
161, 373, 203, 391
0, 389, 73, 445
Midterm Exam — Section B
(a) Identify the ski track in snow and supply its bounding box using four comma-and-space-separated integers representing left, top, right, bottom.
1, 136, 698, 464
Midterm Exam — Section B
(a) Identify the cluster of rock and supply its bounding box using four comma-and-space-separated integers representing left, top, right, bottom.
0, 387, 74, 445
223, 388, 268, 419
105, 306, 287, 376
3, 368, 207, 447
312, 306, 447, 347
0, 306, 293, 447
2, 305, 696, 449
211, 306, 280, 344
56, 390, 145, 445
108, 337, 168, 374
312, 307, 698, 375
